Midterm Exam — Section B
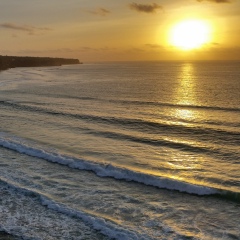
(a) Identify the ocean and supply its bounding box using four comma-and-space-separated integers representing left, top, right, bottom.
0, 61, 239, 240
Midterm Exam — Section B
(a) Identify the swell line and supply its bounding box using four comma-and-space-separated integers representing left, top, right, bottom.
0, 136, 231, 196
0, 136, 240, 202
81, 128, 240, 160
1, 100, 239, 145
109, 99, 240, 114
30, 92, 240, 113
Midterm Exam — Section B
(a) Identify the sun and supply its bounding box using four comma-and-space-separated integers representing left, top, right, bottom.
169, 19, 211, 51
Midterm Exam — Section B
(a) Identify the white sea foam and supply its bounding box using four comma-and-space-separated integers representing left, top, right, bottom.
0, 177, 148, 240
40, 198, 145, 240
0, 135, 219, 196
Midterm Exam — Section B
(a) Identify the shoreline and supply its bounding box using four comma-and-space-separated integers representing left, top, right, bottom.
0, 55, 81, 71
0, 55, 81, 240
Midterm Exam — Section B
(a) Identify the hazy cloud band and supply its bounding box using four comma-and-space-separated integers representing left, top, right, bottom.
197, 0, 231, 3
87, 8, 111, 16
0, 23, 52, 35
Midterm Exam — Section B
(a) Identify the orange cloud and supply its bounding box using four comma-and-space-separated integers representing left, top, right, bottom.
197, 0, 231, 3
145, 44, 163, 49
88, 8, 111, 16
129, 2, 163, 13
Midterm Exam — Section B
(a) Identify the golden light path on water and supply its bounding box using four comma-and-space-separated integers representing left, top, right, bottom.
166, 63, 204, 183
176, 63, 196, 119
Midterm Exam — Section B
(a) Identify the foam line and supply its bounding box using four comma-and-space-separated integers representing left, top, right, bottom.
0, 136, 219, 196
0, 177, 149, 240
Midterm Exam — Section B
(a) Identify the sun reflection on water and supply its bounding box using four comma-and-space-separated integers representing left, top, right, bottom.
173, 63, 198, 123
175, 109, 194, 121
167, 63, 201, 174
177, 63, 196, 106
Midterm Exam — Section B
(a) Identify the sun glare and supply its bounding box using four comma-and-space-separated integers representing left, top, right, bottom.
169, 20, 211, 51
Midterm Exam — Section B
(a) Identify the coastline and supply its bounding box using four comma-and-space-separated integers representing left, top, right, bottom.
0, 55, 81, 71
0, 55, 81, 240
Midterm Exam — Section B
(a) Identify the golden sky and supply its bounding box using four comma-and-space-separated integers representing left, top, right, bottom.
0, 0, 240, 62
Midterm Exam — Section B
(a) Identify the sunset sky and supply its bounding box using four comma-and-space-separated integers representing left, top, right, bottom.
0, 0, 240, 62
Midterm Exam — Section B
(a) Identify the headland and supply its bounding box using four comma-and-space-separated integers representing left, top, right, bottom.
0, 55, 81, 71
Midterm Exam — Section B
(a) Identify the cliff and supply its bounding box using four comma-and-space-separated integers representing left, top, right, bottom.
0, 55, 81, 71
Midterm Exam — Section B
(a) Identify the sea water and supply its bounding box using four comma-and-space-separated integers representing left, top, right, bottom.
0, 61, 239, 239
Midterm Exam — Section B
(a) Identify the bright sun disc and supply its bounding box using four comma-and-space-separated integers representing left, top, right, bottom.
170, 20, 211, 50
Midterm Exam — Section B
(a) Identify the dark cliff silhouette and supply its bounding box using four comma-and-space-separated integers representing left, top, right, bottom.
0, 55, 81, 71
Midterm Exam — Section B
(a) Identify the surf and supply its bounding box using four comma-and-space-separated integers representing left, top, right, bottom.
1, 134, 239, 202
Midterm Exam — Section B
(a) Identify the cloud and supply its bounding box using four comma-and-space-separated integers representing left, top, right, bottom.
18, 47, 116, 55
145, 43, 163, 49
88, 8, 111, 16
79, 46, 116, 52
129, 2, 163, 13
197, 0, 231, 3
211, 42, 220, 45
126, 47, 145, 53
0, 22, 52, 35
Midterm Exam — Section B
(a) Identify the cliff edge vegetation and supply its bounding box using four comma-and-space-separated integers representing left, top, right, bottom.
0, 55, 81, 71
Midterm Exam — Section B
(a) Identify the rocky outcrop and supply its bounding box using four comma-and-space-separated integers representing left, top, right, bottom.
0, 55, 81, 71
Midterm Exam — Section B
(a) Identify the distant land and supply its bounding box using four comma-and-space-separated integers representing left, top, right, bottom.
0, 55, 81, 71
